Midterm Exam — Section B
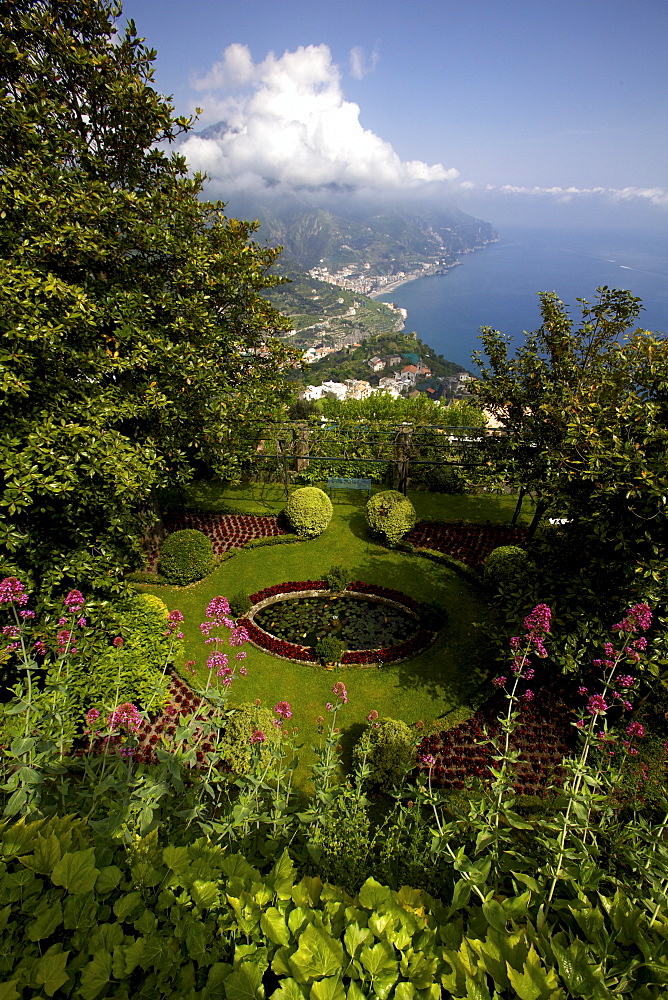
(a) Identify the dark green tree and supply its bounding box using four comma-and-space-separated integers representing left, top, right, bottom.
0, 0, 295, 599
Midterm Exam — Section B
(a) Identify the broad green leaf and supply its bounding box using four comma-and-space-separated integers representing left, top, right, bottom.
51, 848, 99, 895
289, 924, 345, 983
482, 899, 507, 934
393, 985, 416, 1000
113, 891, 143, 921
34, 946, 70, 997
450, 879, 472, 913
260, 907, 292, 947
225, 961, 264, 1000
512, 872, 540, 893
344, 922, 371, 959
551, 937, 604, 997
506, 945, 559, 1000
270, 981, 305, 1000
27, 898, 63, 942
162, 845, 191, 876
79, 951, 112, 1000
269, 849, 296, 899
358, 878, 392, 911
19, 833, 61, 875
0, 982, 20, 1000
191, 879, 220, 910
95, 865, 122, 894
310, 977, 346, 1000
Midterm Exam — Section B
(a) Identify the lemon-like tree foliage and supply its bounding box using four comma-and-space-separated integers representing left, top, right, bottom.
0, 0, 295, 600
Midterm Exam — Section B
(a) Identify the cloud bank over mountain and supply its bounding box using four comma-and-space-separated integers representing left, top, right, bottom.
179, 42, 667, 225
181, 43, 458, 196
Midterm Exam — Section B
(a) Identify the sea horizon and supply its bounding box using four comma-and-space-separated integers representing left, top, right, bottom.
377, 224, 668, 371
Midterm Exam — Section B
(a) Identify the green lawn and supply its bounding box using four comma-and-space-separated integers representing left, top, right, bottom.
175, 479, 535, 525
140, 488, 505, 783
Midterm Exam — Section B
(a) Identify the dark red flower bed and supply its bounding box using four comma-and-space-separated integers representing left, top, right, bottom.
405, 522, 527, 570
244, 581, 434, 665
161, 512, 286, 556
416, 686, 575, 796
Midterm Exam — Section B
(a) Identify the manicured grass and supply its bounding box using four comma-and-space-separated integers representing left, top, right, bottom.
139, 494, 497, 785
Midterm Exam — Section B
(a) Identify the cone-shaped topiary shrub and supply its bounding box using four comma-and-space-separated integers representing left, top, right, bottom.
285, 487, 333, 538
160, 529, 214, 585
483, 545, 530, 591
366, 490, 416, 546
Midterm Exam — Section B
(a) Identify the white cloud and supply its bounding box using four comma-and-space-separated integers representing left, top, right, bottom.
349, 44, 380, 80
481, 182, 668, 208
182, 44, 457, 195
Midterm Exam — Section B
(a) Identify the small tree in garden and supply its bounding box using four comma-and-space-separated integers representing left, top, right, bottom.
285, 487, 333, 537
366, 489, 416, 545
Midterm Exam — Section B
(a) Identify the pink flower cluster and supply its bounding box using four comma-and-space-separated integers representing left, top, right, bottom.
107, 702, 143, 733
166, 609, 184, 639
0, 577, 28, 607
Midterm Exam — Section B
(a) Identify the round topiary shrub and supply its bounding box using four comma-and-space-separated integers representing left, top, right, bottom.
159, 529, 214, 586
353, 717, 416, 787
483, 545, 530, 591
366, 490, 417, 546
285, 487, 333, 538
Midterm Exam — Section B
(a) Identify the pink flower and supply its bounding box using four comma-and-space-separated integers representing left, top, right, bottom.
523, 604, 552, 634
578, 686, 589, 696
274, 701, 292, 719
0, 577, 28, 607
19, 609, 35, 620
492, 676, 506, 688
626, 721, 645, 739
239, 665, 247, 676
332, 681, 348, 703
107, 703, 143, 733
523, 689, 534, 701
367, 710, 379, 722
250, 729, 266, 744
229, 626, 249, 647
207, 651, 228, 672
421, 753, 436, 767
235, 650, 247, 661
64, 590, 85, 613
33, 640, 47, 655
112, 636, 124, 648
587, 694, 608, 716
166, 609, 184, 637
56, 629, 73, 653
206, 596, 231, 619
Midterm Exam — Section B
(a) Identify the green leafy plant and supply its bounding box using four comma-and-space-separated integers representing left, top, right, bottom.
159, 529, 214, 585
353, 717, 416, 787
228, 592, 252, 618
219, 702, 282, 775
326, 564, 350, 592
284, 487, 333, 538
366, 489, 417, 545
483, 544, 530, 590
314, 634, 345, 664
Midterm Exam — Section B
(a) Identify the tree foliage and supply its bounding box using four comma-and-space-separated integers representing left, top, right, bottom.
0, 0, 295, 599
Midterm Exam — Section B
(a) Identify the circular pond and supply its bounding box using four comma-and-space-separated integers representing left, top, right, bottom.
255, 595, 419, 651
239, 581, 439, 665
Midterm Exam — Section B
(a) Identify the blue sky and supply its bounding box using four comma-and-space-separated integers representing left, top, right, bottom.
121, 0, 668, 230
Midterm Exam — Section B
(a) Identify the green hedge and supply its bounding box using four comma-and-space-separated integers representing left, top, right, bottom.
220, 703, 282, 775
483, 545, 530, 590
159, 529, 214, 585
284, 487, 333, 538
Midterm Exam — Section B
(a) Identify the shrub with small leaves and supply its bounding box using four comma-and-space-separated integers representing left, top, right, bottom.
353, 717, 416, 787
229, 592, 252, 618
326, 565, 350, 592
366, 490, 417, 546
284, 487, 333, 538
160, 529, 214, 585
220, 702, 282, 774
483, 545, 530, 591
315, 634, 345, 664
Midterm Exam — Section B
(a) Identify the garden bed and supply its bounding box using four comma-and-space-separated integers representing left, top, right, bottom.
405, 521, 527, 570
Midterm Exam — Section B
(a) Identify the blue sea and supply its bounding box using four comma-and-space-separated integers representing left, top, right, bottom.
377, 226, 668, 370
